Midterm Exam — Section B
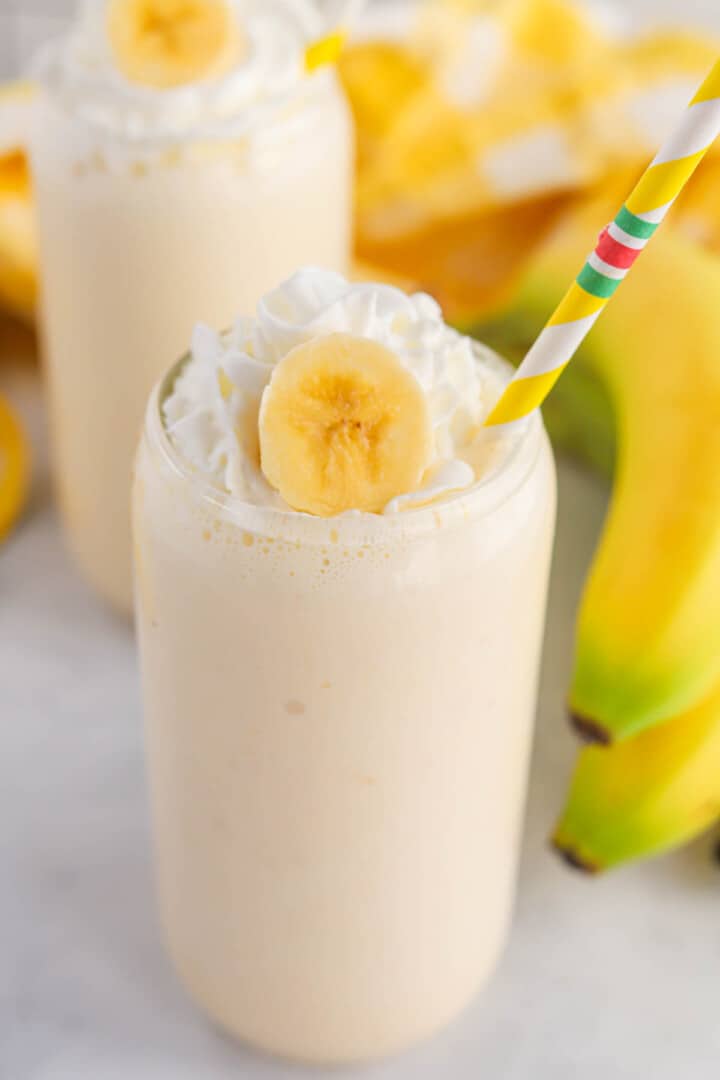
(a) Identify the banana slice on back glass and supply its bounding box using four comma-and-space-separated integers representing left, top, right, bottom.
107, 0, 243, 89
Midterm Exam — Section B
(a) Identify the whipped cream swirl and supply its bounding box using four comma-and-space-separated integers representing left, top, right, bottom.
34, 0, 327, 141
164, 269, 513, 516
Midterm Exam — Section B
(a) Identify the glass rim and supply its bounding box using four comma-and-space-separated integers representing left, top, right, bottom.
141, 346, 549, 546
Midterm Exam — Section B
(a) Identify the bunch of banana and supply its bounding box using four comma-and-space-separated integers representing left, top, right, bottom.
472, 194, 720, 872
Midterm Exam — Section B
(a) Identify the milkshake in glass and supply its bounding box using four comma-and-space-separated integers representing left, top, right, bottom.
133, 270, 556, 1064
31, 0, 353, 612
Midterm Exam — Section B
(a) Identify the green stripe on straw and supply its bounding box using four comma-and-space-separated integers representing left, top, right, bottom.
576, 264, 622, 299
614, 206, 660, 241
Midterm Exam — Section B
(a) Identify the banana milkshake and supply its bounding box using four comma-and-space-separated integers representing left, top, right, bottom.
31, 0, 353, 612
133, 270, 556, 1064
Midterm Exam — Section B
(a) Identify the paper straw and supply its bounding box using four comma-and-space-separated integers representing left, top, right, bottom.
485, 58, 720, 428
305, 0, 365, 72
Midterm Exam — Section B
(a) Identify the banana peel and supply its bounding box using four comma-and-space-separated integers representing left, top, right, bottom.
473, 200, 720, 745
554, 677, 720, 872
0, 390, 30, 541
472, 201, 720, 869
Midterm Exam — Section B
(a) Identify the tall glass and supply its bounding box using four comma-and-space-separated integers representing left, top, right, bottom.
132, 355, 556, 1065
31, 67, 353, 612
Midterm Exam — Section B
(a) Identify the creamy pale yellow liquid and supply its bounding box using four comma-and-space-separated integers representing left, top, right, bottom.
31, 76, 353, 612
133, 377, 556, 1065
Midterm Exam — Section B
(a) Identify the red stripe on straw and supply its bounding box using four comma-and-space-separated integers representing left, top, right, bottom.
596, 226, 644, 270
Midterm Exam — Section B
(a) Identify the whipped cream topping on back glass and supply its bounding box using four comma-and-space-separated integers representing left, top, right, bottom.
34, 0, 327, 140
163, 269, 520, 516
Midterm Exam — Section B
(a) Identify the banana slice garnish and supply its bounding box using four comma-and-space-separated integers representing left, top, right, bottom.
107, 0, 243, 90
259, 333, 433, 517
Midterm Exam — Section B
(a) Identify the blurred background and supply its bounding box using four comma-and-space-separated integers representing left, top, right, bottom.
2, 0, 720, 79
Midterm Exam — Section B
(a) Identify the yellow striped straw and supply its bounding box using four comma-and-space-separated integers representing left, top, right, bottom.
485, 58, 720, 428
304, 0, 365, 73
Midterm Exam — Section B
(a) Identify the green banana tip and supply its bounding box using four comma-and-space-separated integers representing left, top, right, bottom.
569, 709, 612, 746
550, 835, 604, 875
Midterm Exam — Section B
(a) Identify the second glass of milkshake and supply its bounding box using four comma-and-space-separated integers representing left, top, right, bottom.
31, 0, 354, 612
133, 269, 556, 1065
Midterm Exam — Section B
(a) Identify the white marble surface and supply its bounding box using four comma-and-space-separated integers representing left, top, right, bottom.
2, 341, 720, 1080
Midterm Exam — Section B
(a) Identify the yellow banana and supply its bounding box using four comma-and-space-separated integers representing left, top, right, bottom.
0, 392, 30, 541
554, 678, 720, 871
474, 199, 720, 744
